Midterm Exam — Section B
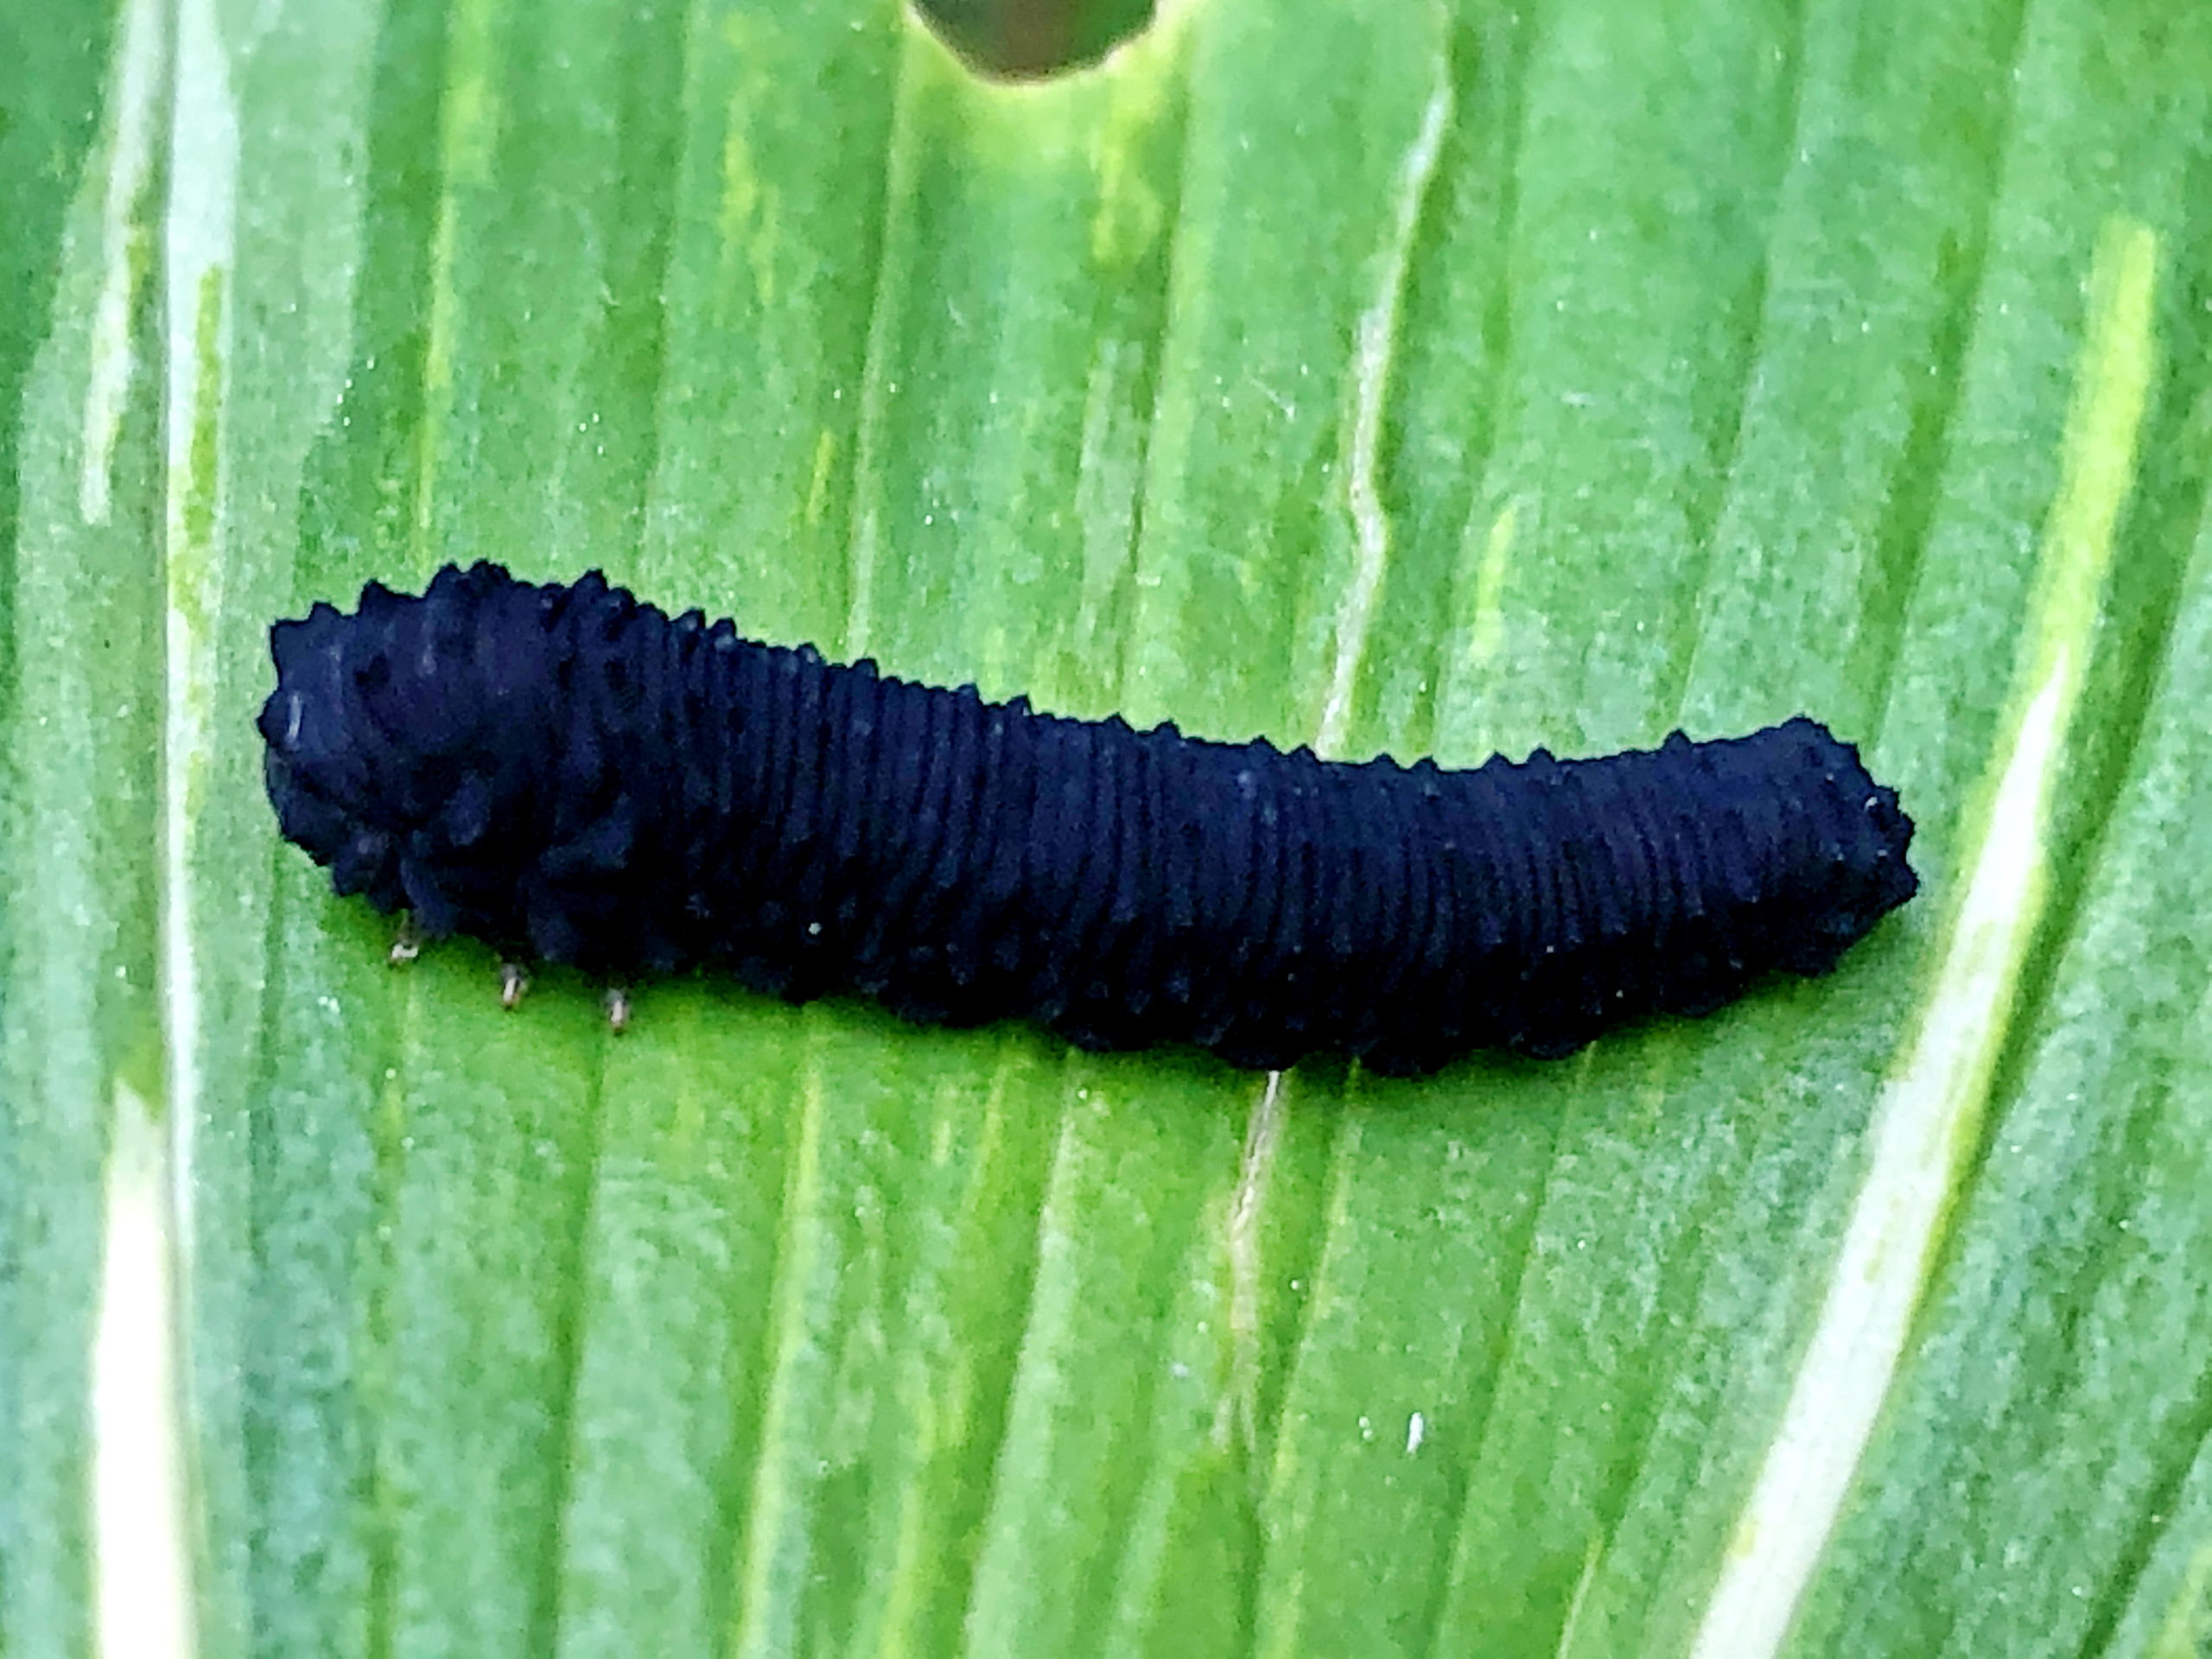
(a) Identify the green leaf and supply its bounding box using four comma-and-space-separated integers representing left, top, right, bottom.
6, 0, 2212, 1656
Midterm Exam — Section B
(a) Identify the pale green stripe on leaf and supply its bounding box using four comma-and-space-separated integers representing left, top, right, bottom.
1689, 215, 2160, 1659
91, 1086, 195, 1659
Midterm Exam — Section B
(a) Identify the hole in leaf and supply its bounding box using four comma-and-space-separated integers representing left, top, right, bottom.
912, 0, 1154, 80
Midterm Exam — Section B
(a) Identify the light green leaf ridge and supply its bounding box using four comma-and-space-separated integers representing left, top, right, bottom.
1689, 213, 2160, 1659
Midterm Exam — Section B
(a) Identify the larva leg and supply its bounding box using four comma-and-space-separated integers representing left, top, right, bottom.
387, 915, 422, 966
499, 962, 529, 1010
604, 987, 632, 1033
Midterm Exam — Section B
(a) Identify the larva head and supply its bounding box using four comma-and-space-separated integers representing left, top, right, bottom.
260, 562, 578, 948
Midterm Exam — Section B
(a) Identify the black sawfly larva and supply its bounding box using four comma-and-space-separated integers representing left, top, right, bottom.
260, 563, 1918, 1074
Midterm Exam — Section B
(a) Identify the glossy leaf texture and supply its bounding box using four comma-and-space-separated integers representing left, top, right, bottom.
4, 0, 2212, 1656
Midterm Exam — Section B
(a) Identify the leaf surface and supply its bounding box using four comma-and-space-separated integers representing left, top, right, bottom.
4, 1, 2212, 1656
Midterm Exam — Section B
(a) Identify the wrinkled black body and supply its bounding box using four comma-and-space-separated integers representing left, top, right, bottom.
260, 563, 1918, 1073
